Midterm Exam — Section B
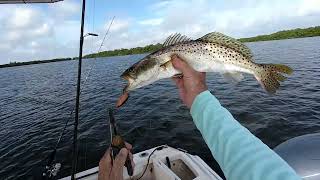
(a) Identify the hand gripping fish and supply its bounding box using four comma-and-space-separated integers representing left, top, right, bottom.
116, 32, 293, 107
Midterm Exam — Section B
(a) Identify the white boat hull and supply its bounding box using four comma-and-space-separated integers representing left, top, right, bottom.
60, 145, 223, 180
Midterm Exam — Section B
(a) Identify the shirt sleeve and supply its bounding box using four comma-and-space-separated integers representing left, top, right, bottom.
190, 90, 301, 180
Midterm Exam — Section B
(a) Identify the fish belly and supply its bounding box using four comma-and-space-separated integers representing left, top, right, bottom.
154, 48, 254, 83
179, 50, 253, 75
178, 53, 228, 73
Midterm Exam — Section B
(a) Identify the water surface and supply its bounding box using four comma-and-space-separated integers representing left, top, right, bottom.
0, 37, 319, 179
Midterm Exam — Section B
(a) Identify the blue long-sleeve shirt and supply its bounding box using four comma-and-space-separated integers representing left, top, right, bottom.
190, 90, 301, 180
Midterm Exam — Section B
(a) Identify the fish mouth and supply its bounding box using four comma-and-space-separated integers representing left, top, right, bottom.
120, 74, 133, 93
116, 75, 132, 108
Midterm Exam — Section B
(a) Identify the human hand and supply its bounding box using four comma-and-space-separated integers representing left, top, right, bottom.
98, 143, 134, 180
171, 55, 208, 108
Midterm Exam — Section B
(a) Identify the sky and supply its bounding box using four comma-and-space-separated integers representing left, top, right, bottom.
0, 0, 319, 64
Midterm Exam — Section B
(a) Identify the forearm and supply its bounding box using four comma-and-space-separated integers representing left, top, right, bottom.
190, 90, 300, 180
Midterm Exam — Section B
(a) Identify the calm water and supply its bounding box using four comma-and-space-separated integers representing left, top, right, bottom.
0, 37, 320, 179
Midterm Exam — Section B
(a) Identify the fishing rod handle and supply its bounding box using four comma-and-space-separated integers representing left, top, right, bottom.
125, 155, 133, 176
111, 136, 134, 176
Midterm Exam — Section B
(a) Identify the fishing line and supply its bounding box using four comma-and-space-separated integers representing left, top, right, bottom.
63, 15, 115, 144
80, 16, 115, 91
82, 0, 95, 170
43, 15, 116, 175
92, 0, 95, 33
17, 18, 69, 154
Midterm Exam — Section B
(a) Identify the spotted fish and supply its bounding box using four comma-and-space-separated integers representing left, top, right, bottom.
116, 32, 293, 107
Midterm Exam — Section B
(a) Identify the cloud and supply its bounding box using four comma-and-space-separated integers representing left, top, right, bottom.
0, 0, 80, 64
297, 0, 320, 16
84, 0, 320, 59
49, 0, 80, 18
149, 0, 171, 11
149, 0, 320, 38
10, 8, 36, 28
139, 18, 163, 26
108, 19, 130, 33
142, 0, 320, 42
0, 0, 319, 64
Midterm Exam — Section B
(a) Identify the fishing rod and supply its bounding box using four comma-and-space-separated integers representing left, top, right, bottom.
41, 6, 116, 180
0, 0, 112, 179
71, 0, 86, 178
70, 13, 115, 178
45, 17, 115, 162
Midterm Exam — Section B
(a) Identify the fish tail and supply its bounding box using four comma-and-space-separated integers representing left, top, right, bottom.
253, 63, 293, 94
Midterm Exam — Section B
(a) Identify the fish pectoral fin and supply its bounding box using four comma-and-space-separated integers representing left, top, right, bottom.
222, 72, 244, 84
172, 73, 183, 78
160, 61, 173, 70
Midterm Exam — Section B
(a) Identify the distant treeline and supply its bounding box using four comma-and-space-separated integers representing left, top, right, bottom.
1, 26, 319, 68
0, 57, 74, 68
239, 26, 320, 42
83, 43, 163, 59
86, 26, 320, 58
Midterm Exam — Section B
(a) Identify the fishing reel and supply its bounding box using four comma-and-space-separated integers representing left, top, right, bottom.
42, 149, 61, 180
42, 162, 61, 179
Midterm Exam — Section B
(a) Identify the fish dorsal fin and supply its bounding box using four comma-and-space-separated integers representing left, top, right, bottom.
163, 33, 191, 47
198, 32, 253, 59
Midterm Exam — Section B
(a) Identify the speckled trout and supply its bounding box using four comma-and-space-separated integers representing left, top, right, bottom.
116, 32, 293, 107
